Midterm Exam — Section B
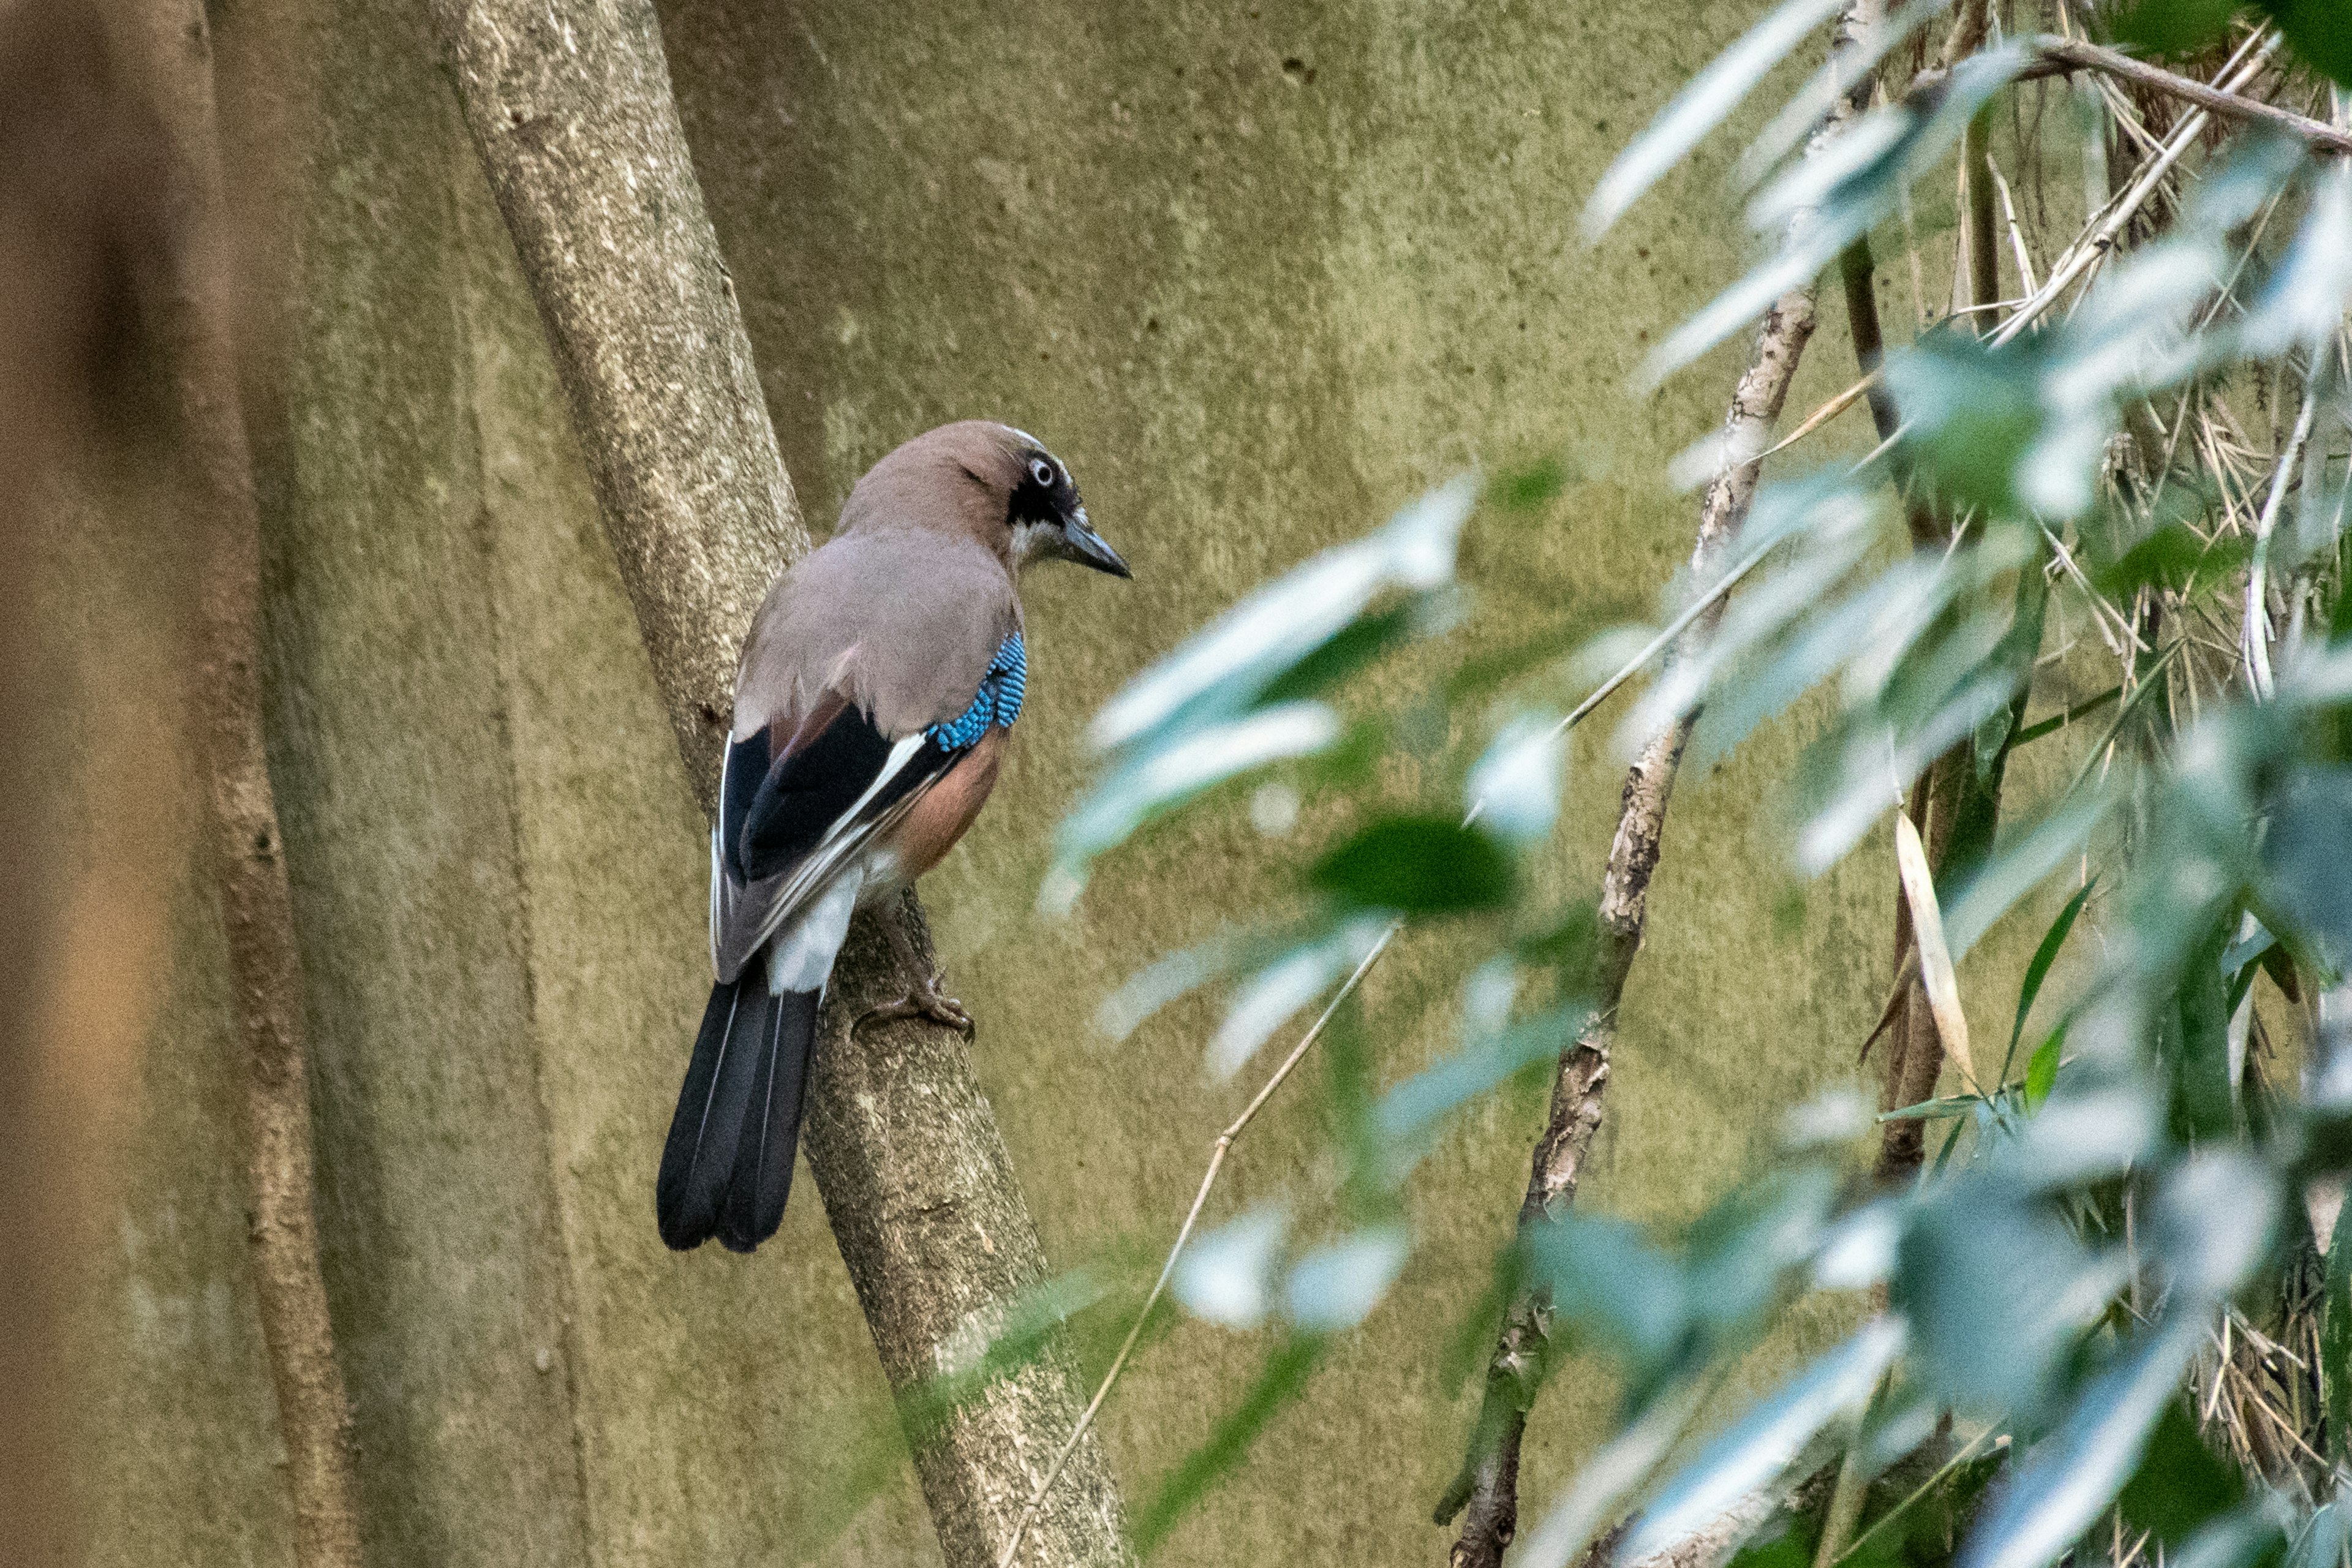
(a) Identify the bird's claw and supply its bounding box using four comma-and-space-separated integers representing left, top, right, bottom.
855, 983, 975, 1040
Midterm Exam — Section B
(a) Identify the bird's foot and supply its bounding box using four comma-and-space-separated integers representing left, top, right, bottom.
854, 981, 975, 1040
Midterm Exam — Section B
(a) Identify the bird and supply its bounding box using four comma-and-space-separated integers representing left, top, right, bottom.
657, 420, 1131, 1254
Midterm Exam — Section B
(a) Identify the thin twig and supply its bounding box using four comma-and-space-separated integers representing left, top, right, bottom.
997, 517, 1796, 1568
1760, 369, 1883, 460
993, 938, 1390, 1568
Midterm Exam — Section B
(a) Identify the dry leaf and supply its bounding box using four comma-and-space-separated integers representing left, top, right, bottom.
1893, 811, 1977, 1093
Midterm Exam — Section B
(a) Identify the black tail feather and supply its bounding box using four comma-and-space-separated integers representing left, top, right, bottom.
657, 976, 818, 1252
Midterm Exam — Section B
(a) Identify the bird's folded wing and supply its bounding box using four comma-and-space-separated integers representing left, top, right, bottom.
709, 691, 966, 984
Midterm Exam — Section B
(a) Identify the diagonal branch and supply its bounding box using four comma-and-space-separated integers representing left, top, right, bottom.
2019, 36, 2352, 156
423, 2, 1131, 1564
132, 1, 366, 1563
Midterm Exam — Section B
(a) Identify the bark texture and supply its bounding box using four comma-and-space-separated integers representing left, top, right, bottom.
132, 3, 369, 1564
424, 0, 805, 805
425, 2, 1131, 1562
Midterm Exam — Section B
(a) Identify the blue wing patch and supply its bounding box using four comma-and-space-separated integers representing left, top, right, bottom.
927, 631, 1026, 752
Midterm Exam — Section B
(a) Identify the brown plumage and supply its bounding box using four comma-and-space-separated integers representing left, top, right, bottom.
658, 420, 1129, 1253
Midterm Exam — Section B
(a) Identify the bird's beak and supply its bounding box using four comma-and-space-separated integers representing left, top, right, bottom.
1056, 507, 1131, 578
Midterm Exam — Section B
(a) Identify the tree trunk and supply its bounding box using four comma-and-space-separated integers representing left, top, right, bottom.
423, 2, 1132, 1562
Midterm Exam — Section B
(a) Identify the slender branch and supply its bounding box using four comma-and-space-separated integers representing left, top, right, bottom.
1963, 110, 2000, 343
2020, 36, 2352, 156
999, 503, 1805, 1564
133, 2, 366, 1563
995, 938, 1388, 1568
423, 2, 1131, 1564
1937, 0, 1991, 74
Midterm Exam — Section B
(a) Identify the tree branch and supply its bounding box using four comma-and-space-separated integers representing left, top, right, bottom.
423, 3, 1131, 1563
130, 2, 366, 1564
1434, 6, 1887, 1554
2019, 36, 2352, 156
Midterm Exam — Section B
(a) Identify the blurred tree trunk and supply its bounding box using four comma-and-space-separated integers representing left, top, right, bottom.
423, 2, 1133, 1562
129, 0, 368, 1562
0, 7, 179, 1561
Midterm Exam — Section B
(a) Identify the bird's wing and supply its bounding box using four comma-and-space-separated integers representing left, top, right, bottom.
709, 633, 1029, 984
710, 694, 942, 983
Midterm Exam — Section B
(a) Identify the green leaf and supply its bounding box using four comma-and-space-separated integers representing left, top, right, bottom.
1524, 1211, 1691, 1399
2115, 0, 2244, 55
2011, 684, 2120, 748
2003, 880, 2094, 1082
1376, 1002, 1588, 1155
1257, 605, 1419, 706
1135, 1335, 1324, 1553
2024, 1025, 2065, 1109
1959, 1320, 2203, 1568
1895, 1183, 2116, 1418
2116, 1400, 2243, 1545
2261, 0, 2352, 84
2094, 522, 2252, 600
1887, 332, 2045, 514
2326, 1194, 2352, 1463
1621, 1320, 1905, 1561
2167, 914, 2238, 1142
1310, 815, 1516, 913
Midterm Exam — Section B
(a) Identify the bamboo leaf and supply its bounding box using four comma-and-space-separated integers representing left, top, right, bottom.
1311, 816, 1516, 914
1582, 0, 1847, 238
1087, 477, 1473, 753
2116, 1401, 2242, 1545
2024, 1026, 2065, 1109
2004, 881, 2094, 1080
1517, 1381, 1712, 1568
1621, 1318, 1906, 1561
1174, 1205, 1290, 1329
1956, 1319, 2203, 1568
1944, 791, 2111, 960
1283, 1226, 1410, 1332
1208, 921, 1388, 1080
1467, 715, 1567, 847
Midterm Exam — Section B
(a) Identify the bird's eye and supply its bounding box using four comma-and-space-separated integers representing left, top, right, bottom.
1028, 458, 1055, 488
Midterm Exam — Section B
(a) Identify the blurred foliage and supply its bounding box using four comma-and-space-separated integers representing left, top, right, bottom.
916, 0, 2352, 1561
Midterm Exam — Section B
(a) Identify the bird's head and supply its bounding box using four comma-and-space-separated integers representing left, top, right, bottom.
847, 420, 1131, 579
999, 431, 1131, 579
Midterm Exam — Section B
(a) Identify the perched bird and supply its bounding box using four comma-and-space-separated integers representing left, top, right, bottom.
657, 421, 1131, 1253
